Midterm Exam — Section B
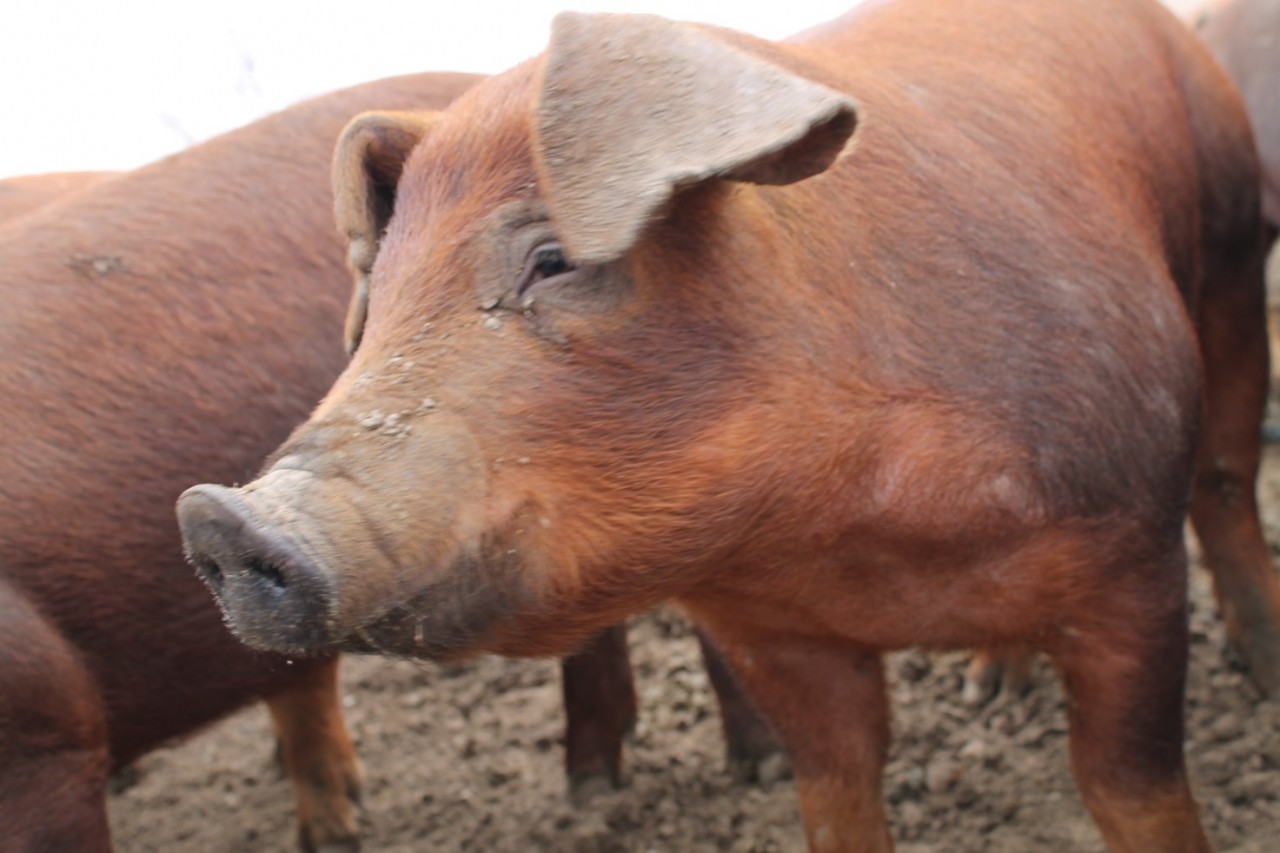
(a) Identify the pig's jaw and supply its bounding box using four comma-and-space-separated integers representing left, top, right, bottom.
330, 546, 534, 659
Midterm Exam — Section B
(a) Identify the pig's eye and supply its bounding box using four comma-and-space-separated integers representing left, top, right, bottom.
517, 242, 576, 298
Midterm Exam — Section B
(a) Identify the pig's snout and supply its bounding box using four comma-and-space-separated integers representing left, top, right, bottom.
177, 483, 336, 653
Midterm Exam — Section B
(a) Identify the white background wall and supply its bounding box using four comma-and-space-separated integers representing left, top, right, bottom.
0, 0, 1208, 180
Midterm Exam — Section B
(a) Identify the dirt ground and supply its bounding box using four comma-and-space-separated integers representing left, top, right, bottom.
107, 459, 1280, 853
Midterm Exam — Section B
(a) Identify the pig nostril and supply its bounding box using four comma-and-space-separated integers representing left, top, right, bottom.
194, 555, 225, 588
244, 555, 288, 591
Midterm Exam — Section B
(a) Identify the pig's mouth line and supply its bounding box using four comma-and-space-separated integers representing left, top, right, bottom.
326, 560, 525, 661
340, 587, 459, 647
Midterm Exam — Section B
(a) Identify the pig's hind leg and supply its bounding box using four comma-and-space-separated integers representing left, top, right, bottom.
1189, 217, 1280, 699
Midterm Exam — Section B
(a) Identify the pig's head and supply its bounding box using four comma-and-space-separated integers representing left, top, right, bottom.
177, 12, 858, 658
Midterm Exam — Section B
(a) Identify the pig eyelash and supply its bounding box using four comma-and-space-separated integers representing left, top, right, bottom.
516, 241, 577, 299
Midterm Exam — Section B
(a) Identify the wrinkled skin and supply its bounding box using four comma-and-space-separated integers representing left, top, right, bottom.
181, 0, 1280, 849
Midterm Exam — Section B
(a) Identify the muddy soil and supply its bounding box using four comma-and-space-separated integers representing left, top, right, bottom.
109, 455, 1280, 852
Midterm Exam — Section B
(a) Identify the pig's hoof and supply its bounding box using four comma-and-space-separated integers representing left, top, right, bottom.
1220, 584, 1280, 700
723, 720, 788, 785
300, 822, 360, 853
729, 749, 792, 786
1262, 420, 1280, 445
568, 771, 621, 806
1231, 626, 1280, 701
962, 650, 1035, 707
295, 762, 363, 853
720, 711, 785, 786
961, 656, 1002, 706
299, 819, 361, 853
310, 841, 360, 853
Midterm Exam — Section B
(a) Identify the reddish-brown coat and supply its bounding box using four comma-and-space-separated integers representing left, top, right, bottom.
0, 73, 479, 851
1, 74, 775, 850
180, 1, 1280, 850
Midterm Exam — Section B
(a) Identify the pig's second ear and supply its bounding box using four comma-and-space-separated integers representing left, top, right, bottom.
534, 12, 858, 265
332, 110, 437, 355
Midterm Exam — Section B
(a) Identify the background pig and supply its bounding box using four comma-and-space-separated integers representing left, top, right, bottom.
0, 73, 480, 851
1193, 0, 1280, 418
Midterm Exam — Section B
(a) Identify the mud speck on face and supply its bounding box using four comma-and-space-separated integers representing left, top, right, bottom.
108, 449, 1280, 851
66, 253, 127, 277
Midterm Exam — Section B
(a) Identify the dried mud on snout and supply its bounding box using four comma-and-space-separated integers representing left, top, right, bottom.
107, 446, 1280, 852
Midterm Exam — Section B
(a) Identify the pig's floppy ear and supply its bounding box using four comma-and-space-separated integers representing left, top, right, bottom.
534, 12, 858, 265
332, 110, 437, 355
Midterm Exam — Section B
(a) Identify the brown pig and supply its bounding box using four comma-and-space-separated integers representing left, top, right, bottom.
0, 74, 485, 853
0, 74, 485, 851
178, 0, 1280, 849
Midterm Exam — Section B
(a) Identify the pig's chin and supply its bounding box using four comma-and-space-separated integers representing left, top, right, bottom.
330, 553, 528, 660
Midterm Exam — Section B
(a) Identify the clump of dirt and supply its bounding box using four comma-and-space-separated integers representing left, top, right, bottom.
109, 451, 1280, 852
